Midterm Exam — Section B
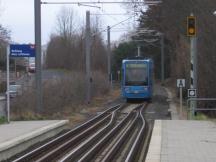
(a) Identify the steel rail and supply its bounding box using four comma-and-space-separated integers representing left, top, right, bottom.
36, 103, 126, 161
35, 114, 112, 162
101, 110, 140, 162
59, 110, 118, 162
138, 121, 153, 162
75, 104, 143, 162
125, 104, 147, 162
12, 104, 121, 162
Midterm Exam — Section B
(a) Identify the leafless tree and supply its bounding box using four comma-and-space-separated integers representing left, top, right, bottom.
91, 15, 108, 73
46, 7, 83, 70
46, 7, 108, 73
56, 7, 79, 41
0, 25, 11, 68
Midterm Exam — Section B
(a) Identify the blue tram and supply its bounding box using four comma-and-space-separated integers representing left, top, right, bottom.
121, 58, 153, 101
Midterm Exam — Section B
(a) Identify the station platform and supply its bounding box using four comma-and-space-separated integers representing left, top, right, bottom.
0, 120, 68, 161
0, 96, 5, 100
146, 120, 216, 162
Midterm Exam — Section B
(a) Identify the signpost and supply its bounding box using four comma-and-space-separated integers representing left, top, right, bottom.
177, 79, 185, 115
188, 89, 197, 98
188, 88, 197, 119
6, 44, 35, 123
6, 46, 10, 123
10, 44, 35, 57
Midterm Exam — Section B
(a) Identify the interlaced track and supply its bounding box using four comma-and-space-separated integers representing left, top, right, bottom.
13, 103, 151, 162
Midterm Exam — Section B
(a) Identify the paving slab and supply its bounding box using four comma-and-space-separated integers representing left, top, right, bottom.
0, 120, 68, 161
146, 120, 216, 162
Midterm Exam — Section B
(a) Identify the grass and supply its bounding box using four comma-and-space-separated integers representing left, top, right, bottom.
12, 111, 46, 121
191, 112, 216, 121
0, 116, 7, 124
193, 113, 208, 120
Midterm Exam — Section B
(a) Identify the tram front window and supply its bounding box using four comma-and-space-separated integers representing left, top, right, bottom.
125, 63, 148, 86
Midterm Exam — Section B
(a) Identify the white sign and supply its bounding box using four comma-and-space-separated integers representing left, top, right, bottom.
177, 79, 185, 88
188, 89, 197, 98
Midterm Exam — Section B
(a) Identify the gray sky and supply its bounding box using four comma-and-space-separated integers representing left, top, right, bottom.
0, 0, 137, 44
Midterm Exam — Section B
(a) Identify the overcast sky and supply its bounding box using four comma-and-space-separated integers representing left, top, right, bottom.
0, 0, 137, 45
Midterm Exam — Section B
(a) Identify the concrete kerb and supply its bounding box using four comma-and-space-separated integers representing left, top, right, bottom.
0, 120, 69, 161
145, 120, 162, 162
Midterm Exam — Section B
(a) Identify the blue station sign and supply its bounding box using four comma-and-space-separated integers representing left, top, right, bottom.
10, 44, 35, 57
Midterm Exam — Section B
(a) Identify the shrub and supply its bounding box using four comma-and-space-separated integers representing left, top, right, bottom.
10, 71, 110, 120
0, 116, 7, 124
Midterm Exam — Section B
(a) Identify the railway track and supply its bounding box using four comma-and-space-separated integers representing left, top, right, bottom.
12, 103, 151, 162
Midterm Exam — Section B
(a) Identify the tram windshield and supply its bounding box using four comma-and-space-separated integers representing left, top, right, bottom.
125, 63, 148, 86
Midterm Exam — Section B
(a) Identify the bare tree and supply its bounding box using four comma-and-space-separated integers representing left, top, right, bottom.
56, 7, 79, 40
46, 7, 84, 70
0, 25, 11, 69
46, 7, 108, 73
91, 15, 108, 73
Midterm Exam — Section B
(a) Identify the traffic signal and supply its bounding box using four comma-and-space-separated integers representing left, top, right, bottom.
187, 16, 196, 36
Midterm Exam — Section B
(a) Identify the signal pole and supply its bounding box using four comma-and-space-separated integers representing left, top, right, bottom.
86, 11, 91, 104
190, 34, 197, 117
187, 13, 197, 117
35, 0, 43, 113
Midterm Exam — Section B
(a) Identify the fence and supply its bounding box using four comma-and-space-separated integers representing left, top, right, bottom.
187, 98, 216, 119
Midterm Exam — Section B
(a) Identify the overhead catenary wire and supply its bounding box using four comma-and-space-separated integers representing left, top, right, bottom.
41, 1, 160, 39
98, 9, 130, 28
91, 15, 134, 36
90, 13, 133, 15
41, 1, 162, 5
78, 3, 101, 8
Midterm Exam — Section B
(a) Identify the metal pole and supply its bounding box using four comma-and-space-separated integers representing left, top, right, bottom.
180, 87, 183, 116
190, 36, 197, 117
35, 0, 43, 113
189, 13, 197, 117
160, 34, 165, 84
6, 45, 10, 123
107, 26, 112, 88
14, 59, 17, 78
86, 11, 91, 104
193, 37, 198, 93
137, 46, 141, 57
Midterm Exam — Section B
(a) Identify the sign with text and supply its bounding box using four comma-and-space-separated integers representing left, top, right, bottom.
10, 44, 35, 57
